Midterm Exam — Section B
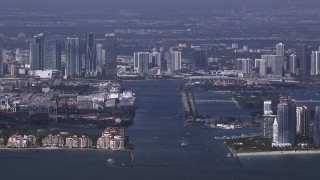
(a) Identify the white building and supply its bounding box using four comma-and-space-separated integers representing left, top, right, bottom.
65, 135, 92, 148
42, 134, 64, 147
28, 69, 61, 79
150, 52, 162, 68
264, 100, 273, 115
134, 52, 150, 74
97, 127, 125, 150
255, 59, 267, 76
276, 43, 285, 61
235, 58, 253, 75
261, 55, 283, 76
310, 51, 320, 75
7, 135, 37, 148
289, 54, 297, 74
272, 118, 279, 144
167, 51, 182, 72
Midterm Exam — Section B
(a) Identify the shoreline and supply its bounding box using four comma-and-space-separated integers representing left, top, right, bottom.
237, 150, 320, 157
0, 147, 129, 152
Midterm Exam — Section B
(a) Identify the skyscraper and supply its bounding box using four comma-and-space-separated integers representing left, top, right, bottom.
0, 49, 3, 75
289, 54, 297, 74
295, 44, 309, 76
296, 106, 309, 137
167, 51, 182, 72
255, 59, 267, 76
313, 106, 320, 144
261, 55, 283, 76
276, 97, 296, 145
96, 44, 104, 76
194, 49, 207, 70
235, 58, 253, 75
273, 118, 279, 144
262, 115, 277, 139
134, 52, 150, 74
276, 43, 285, 59
104, 34, 117, 78
30, 33, 45, 70
85, 34, 96, 77
264, 100, 273, 115
310, 51, 320, 76
150, 52, 162, 68
65, 37, 83, 77
43, 40, 61, 70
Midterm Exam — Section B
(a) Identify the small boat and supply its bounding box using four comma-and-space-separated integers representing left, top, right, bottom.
180, 142, 188, 146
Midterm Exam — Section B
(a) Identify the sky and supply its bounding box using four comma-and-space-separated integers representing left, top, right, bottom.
2, 0, 320, 13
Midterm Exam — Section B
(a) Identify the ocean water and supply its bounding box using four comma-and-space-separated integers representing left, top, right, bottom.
1, 80, 320, 180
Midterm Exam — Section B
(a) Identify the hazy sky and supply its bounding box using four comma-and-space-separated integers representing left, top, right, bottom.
2, 0, 320, 13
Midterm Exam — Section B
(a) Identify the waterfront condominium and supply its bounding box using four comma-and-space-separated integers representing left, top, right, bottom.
275, 97, 296, 146
134, 52, 150, 74
65, 37, 83, 77
314, 106, 320, 144
296, 106, 309, 137
167, 51, 182, 72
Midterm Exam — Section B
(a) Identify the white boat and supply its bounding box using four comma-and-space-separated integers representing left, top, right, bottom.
119, 91, 136, 106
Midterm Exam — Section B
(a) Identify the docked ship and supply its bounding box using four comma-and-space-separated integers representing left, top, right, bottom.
119, 91, 136, 107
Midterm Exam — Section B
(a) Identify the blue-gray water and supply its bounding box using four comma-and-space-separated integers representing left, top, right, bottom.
1, 80, 320, 180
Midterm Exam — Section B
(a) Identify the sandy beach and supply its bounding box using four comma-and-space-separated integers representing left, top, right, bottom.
237, 150, 320, 157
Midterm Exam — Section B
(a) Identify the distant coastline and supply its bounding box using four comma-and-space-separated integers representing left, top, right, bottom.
237, 150, 320, 157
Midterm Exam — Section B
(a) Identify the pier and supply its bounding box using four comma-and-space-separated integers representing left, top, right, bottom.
195, 99, 237, 103
196, 99, 320, 104
181, 87, 198, 118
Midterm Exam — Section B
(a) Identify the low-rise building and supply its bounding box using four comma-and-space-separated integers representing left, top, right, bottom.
65, 135, 92, 148
7, 135, 37, 148
97, 127, 125, 150
42, 134, 65, 147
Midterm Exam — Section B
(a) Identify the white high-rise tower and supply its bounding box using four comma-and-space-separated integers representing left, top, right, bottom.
273, 118, 279, 144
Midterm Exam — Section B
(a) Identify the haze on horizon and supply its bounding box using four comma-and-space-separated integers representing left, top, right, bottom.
1, 0, 320, 13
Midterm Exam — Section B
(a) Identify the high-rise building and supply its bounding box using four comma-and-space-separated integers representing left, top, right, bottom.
276, 97, 296, 145
150, 52, 161, 68
264, 100, 273, 115
194, 49, 207, 70
261, 55, 283, 76
255, 59, 267, 76
84, 34, 96, 77
134, 52, 150, 74
313, 106, 320, 144
296, 106, 309, 137
104, 34, 117, 77
262, 115, 277, 139
235, 58, 253, 75
167, 51, 182, 71
65, 37, 83, 77
273, 118, 279, 143
0, 49, 3, 75
295, 44, 309, 76
310, 51, 320, 76
30, 33, 45, 70
276, 43, 285, 59
96, 44, 104, 76
289, 54, 297, 74
43, 40, 61, 70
